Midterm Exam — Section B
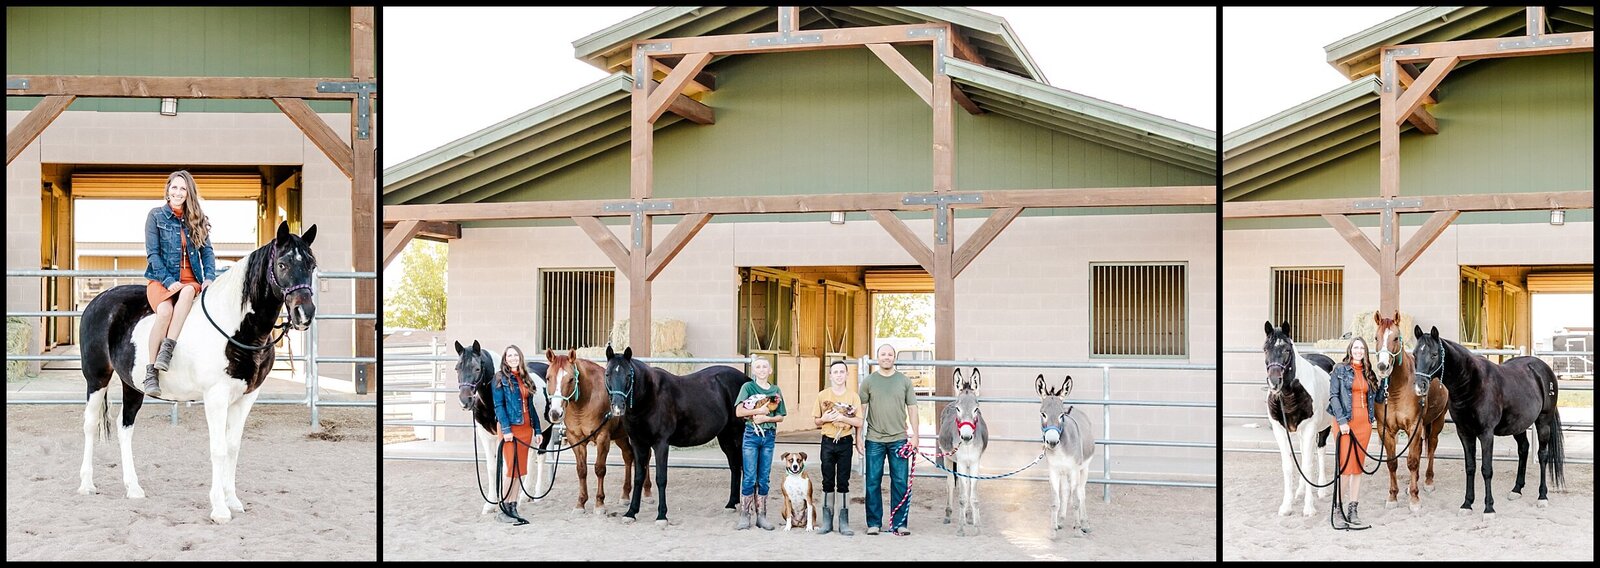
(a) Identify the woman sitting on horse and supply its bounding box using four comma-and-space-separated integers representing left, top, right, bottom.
491, 345, 543, 525
141, 170, 217, 399
1328, 336, 1378, 529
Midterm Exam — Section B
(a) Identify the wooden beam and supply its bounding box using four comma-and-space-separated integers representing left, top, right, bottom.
644, 213, 712, 281
866, 43, 932, 107
933, 205, 956, 416
1390, 31, 1593, 63
629, 215, 653, 355
947, 27, 986, 66
1380, 56, 1400, 199
932, 37, 955, 193
1321, 214, 1382, 273
5, 75, 361, 99
953, 207, 1022, 277
1391, 64, 1440, 134
1392, 64, 1436, 105
778, 6, 799, 33
660, 81, 715, 124
382, 220, 422, 269
5, 95, 73, 165
272, 97, 354, 179
572, 217, 633, 278
1223, 190, 1593, 218
869, 210, 934, 273
1396, 210, 1460, 275
1394, 57, 1459, 127
349, 6, 377, 390
631, 49, 654, 200
645, 52, 714, 123
385, 185, 1220, 222
1379, 211, 1399, 316
651, 58, 713, 96
383, 220, 459, 241
639, 23, 945, 56
951, 84, 983, 115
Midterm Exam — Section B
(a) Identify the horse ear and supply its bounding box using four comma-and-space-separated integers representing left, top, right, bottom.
623, 346, 633, 360
606, 345, 615, 359
300, 224, 317, 246
1280, 321, 1292, 338
1062, 375, 1073, 397
1035, 374, 1046, 396
1413, 325, 1424, 340
545, 349, 556, 363
471, 339, 480, 354
568, 348, 577, 363
454, 340, 465, 355
1264, 321, 1274, 336
1392, 311, 1401, 324
276, 221, 291, 244
1429, 326, 1439, 340
1373, 311, 1382, 325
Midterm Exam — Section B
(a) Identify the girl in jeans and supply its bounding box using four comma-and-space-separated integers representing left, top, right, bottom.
733, 357, 785, 530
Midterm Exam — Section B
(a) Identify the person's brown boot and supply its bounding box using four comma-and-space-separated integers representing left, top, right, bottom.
755, 494, 776, 531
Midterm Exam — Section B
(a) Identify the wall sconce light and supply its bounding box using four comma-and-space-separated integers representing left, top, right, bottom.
159, 97, 178, 116
830, 211, 845, 225
1550, 209, 1564, 226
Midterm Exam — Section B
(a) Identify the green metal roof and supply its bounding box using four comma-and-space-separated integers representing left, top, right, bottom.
945, 58, 1215, 174
572, 6, 1047, 83
1325, 6, 1594, 78
1221, 78, 1384, 200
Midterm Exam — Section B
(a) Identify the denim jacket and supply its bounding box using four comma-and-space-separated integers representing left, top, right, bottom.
490, 371, 540, 435
1327, 363, 1378, 428
143, 206, 217, 287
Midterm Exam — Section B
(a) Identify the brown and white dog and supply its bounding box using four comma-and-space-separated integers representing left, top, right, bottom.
779, 452, 816, 531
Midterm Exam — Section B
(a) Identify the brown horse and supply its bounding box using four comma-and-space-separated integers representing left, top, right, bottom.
544, 349, 650, 515
1372, 312, 1450, 512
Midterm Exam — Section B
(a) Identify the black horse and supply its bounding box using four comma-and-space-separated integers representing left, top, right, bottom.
454, 340, 555, 514
1412, 326, 1565, 514
602, 346, 750, 524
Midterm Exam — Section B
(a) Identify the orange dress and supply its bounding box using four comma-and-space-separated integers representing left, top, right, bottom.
1338, 363, 1372, 475
145, 206, 202, 311
500, 379, 536, 485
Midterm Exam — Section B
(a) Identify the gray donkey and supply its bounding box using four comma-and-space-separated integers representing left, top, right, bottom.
1038, 374, 1095, 538
938, 368, 990, 536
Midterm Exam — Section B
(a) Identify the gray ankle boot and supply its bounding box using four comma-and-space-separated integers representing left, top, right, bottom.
755, 494, 775, 531
497, 502, 528, 525
836, 491, 854, 536
142, 364, 162, 399
817, 491, 835, 535
735, 494, 752, 530
153, 338, 178, 371
1346, 502, 1368, 529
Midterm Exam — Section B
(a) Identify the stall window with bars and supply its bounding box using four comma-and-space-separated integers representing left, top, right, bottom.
1271, 267, 1343, 343
1091, 263, 1186, 356
539, 269, 615, 351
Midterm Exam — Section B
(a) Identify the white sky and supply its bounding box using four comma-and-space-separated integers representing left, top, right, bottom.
1532, 294, 1594, 350
381, 6, 1217, 170
1222, 6, 1415, 134
75, 199, 258, 244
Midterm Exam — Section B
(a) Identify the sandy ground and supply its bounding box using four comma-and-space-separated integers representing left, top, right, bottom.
382, 456, 1215, 561
5, 404, 376, 561
1222, 451, 1594, 561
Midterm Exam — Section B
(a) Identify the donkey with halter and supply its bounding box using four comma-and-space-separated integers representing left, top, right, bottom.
1037, 374, 1095, 539
77, 221, 317, 524
1371, 312, 1449, 512
602, 346, 749, 525
1412, 325, 1565, 515
544, 349, 650, 515
937, 368, 990, 536
1262, 321, 1337, 517
453, 340, 554, 515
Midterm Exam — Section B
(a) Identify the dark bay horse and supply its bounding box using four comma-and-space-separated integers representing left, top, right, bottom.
454, 340, 554, 514
602, 346, 749, 525
544, 349, 650, 515
1413, 326, 1565, 515
1371, 313, 1449, 512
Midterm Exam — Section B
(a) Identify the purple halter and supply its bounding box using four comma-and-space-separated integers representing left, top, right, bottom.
267, 242, 314, 297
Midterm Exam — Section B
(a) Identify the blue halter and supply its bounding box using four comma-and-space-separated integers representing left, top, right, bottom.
550, 360, 581, 404
1415, 340, 1446, 381
607, 363, 636, 410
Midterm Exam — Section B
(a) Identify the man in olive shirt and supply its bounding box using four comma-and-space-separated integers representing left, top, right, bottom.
857, 343, 920, 536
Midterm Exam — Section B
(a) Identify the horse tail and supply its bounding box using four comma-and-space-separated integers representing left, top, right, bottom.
96, 385, 113, 443
1548, 408, 1565, 490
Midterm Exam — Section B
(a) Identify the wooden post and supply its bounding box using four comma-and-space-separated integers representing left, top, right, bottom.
350, 6, 377, 387
631, 45, 654, 200
932, 32, 956, 413
629, 212, 653, 356
1378, 50, 1402, 315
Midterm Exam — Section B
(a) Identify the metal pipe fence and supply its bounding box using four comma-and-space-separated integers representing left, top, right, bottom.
6, 268, 377, 428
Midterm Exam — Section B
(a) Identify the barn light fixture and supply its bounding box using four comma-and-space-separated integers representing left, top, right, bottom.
160, 97, 178, 116
1549, 209, 1564, 226
830, 211, 845, 225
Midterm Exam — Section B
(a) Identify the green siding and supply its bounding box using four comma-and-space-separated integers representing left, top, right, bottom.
1228, 53, 1593, 230
491, 46, 1211, 218
7, 7, 350, 113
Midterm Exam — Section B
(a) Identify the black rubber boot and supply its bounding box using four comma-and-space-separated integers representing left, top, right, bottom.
142, 364, 162, 399
153, 338, 178, 372
817, 491, 834, 535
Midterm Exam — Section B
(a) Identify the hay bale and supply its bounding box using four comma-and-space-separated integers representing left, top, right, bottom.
609, 318, 688, 352
7, 317, 34, 381
1313, 311, 1417, 354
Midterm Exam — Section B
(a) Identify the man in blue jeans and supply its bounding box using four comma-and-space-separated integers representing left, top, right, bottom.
857, 344, 920, 536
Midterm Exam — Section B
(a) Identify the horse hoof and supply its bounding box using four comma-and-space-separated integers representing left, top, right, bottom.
128, 486, 147, 499
1483, 512, 1495, 521
1050, 528, 1061, 541
1316, 488, 1331, 499
1079, 527, 1091, 537
622, 516, 637, 525
227, 498, 245, 513
1384, 500, 1397, 509
1536, 499, 1549, 509
77, 484, 97, 496
1457, 508, 1472, 516
1277, 504, 1293, 517
1302, 506, 1317, 517
943, 517, 952, 525
656, 520, 668, 528
1409, 503, 1421, 514
1508, 491, 1522, 500
482, 503, 498, 515
1423, 484, 1435, 494
211, 510, 233, 524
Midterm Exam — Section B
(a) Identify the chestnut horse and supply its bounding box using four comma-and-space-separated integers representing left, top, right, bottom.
1371, 312, 1449, 512
544, 349, 649, 515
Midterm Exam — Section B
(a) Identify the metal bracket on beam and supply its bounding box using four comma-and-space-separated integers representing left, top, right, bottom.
751, 33, 822, 46
1352, 197, 1421, 244
778, 8, 793, 34
602, 200, 674, 213
637, 42, 673, 53
1499, 36, 1572, 50
316, 81, 377, 139
6, 78, 29, 90
934, 202, 951, 245
902, 193, 982, 206
908, 27, 949, 73
1381, 48, 1419, 92
632, 211, 645, 248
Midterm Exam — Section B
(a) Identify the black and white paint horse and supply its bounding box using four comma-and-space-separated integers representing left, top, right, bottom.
938, 368, 989, 536
1038, 374, 1094, 539
453, 340, 554, 514
1262, 321, 1336, 517
77, 221, 317, 524
1412, 326, 1565, 515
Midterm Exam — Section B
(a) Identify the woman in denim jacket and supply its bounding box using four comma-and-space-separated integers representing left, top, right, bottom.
1327, 336, 1378, 529
490, 345, 543, 525
140, 170, 218, 398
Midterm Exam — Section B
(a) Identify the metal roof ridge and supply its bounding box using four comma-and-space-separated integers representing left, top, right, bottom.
1222, 76, 1381, 152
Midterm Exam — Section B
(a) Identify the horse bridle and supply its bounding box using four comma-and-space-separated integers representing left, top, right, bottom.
607, 362, 637, 410
1414, 340, 1446, 382
200, 242, 312, 351
550, 361, 581, 404
1265, 357, 1290, 391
